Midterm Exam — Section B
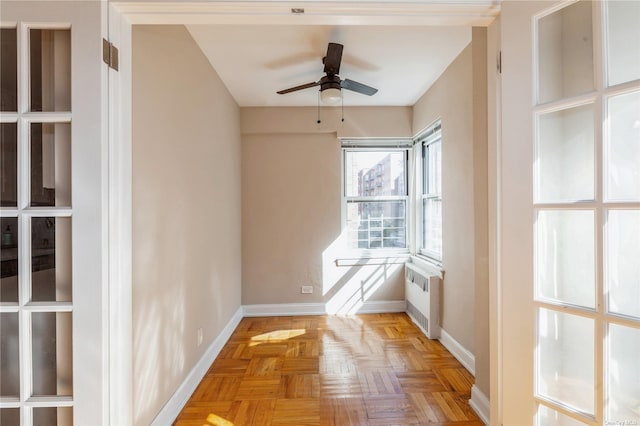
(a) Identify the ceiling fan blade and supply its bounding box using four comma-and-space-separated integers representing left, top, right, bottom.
323, 43, 343, 75
277, 81, 320, 95
341, 79, 378, 96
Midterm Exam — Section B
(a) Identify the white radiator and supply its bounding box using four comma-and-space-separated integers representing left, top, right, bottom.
405, 262, 441, 339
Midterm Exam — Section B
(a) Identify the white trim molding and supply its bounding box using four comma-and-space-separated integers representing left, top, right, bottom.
469, 384, 490, 425
438, 328, 475, 376
110, 1, 500, 26
149, 307, 244, 426
242, 300, 406, 317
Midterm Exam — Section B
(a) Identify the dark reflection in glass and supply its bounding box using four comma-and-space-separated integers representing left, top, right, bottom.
33, 407, 73, 426
1, 217, 18, 303
1, 123, 18, 207
31, 217, 71, 302
0, 28, 18, 111
0, 313, 20, 397
30, 123, 72, 207
30, 29, 71, 112
0, 409, 19, 425
32, 312, 72, 396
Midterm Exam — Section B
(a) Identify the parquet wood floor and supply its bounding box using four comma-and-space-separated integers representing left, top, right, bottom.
174, 313, 483, 426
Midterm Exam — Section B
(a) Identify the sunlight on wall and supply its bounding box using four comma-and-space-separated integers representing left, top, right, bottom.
322, 230, 402, 314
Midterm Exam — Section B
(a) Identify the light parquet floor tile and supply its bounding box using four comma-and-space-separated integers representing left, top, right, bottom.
174, 313, 483, 426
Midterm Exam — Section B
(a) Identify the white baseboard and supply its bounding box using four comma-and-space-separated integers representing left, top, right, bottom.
437, 328, 475, 376
469, 384, 490, 425
242, 300, 406, 317
150, 306, 244, 426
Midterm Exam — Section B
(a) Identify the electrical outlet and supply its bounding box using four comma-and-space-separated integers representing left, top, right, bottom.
197, 328, 203, 347
301, 285, 313, 294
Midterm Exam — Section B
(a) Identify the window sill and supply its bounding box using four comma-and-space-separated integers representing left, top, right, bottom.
410, 254, 444, 279
335, 253, 411, 267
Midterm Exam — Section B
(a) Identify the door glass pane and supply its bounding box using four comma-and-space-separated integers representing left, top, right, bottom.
345, 151, 406, 197
0, 409, 19, 425
537, 308, 594, 414
606, 1, 640, 86
606, 210, 640, 319
537, 1, 594, 104
536, 104, 594, 203
0, 28, 17, 111
0, 312, 20, 397
537, 405, 588, 426
33, 407, 73, 426
30, 123, 71, 207
605, 90, 640, 202
1, 122, 18, 207
31, 217, 71, 302
536, 210, 595, 308
346, 201, 406, 249
1, 217, 18, 303
607, 323, 640, 423
29, 29, 70, 112
32, 312, 72, 396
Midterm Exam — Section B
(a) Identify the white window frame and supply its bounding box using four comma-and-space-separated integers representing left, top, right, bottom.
341, 140, 411, 256
416, 121, 443, 263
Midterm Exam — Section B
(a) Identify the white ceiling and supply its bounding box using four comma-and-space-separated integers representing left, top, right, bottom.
187, 25, 471, 107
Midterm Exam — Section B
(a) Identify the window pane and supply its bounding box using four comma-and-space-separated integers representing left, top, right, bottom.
607, 323, 640, 423
346, 201, 406, 249
0, 313, 19, 397
536, 210, 595, 308
605, 90, 640, 202
422, 198, 442, 258
1, 122, 18, 207
537, 1, 594, 104
537, 308, 594, 414
606, 210, 640, 319
32, 312, 72, 396
345, 151, 406, 197
536, 104, 595, 203
537, 405, 588, 426
1, 217, 18, 303
31, 217, 72, 302
30, 123, 72, 207
0, 28, 17, 111
425, 140, 441, 196
33, 407, 73, 426
606, 1, 640, 86
30, 29, 71, 112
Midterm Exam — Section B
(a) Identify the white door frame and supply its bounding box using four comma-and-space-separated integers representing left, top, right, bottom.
106, 2, 502, 424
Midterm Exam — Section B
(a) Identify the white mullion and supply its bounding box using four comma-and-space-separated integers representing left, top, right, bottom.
0, 113, 19, 122
22, 208, 72, 217
22, 302, 72, 313
24, 396, 73, 408
533, 91, 598, 115
22, 112, 71, 124
0, 305, 20, 313
535, 396, 598, 426
17, 119, 29, 212
18, 23, 28, 116
346, 195, 408, 203
0, 398, 20, 409
0, 209, 19, 217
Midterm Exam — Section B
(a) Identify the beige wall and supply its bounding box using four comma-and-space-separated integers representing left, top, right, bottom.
412, 31, 489, 397
132, 25, 242, 426
241, 107, 410, 309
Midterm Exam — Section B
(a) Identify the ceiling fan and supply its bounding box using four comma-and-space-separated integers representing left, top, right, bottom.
276, 42, 378, 103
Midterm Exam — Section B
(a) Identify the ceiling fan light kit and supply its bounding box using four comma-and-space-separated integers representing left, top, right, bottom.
277, 42, 378, 106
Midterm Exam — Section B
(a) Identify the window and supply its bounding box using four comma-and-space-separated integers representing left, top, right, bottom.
342, 144, 410, 251
419, 122, 442, 260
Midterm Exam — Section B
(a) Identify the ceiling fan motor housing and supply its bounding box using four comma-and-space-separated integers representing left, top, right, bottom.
319, 75, 341, 92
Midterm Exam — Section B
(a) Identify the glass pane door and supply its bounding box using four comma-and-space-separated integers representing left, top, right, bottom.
1, 23, 74, 426
533, 1, 640, 424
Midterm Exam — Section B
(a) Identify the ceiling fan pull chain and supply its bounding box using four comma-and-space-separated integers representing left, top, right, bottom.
341, 94, 345, 122
317, 91, 321, 124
